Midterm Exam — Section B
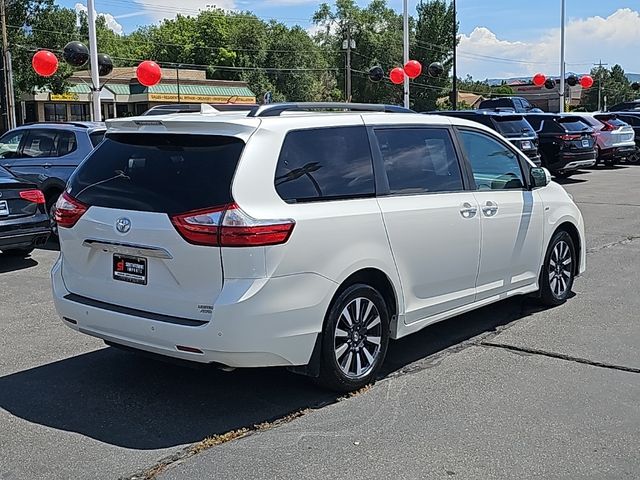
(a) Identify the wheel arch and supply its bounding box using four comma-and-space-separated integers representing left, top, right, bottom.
553, 221, 582, 276
288, 267, 400, 379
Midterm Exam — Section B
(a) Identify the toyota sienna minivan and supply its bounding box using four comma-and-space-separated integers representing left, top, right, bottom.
52, 103, 586, 391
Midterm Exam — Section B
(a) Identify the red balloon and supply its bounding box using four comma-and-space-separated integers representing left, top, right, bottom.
32, 50, 58, 77
580, 75, 594, 89
404, 60, 422, 79
389, 67, 405, 85
532, 73, 546, 87
136, 60, 162, 87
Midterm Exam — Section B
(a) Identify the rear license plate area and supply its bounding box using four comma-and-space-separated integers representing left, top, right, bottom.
582, 139, 590, 148
521, 140, 532, 150
113, 254, 147, 285
0, 200, 8, 216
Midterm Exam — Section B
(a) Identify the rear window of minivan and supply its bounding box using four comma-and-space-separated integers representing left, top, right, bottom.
68, 133, 244, 215
557, 117, 591, 132
492, 116, 534, 135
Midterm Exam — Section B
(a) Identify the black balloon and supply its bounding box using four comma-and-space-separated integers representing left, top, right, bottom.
368, 66, 384, 82
566, 74, 578, 87
632, 82, 640, 91
97, 53, 113, 76
63, 41, 89, 67
427, 62, 444, 78
544, 78, 556, 90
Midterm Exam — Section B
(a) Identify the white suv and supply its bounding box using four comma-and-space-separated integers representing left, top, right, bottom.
52, 103, 586, 391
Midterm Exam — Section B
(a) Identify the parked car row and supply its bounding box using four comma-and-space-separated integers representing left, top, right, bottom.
431, 107, 638, 177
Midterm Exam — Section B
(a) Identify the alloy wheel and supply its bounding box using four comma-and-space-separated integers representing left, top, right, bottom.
548, 240, 573, 298
333, 297, 382, 379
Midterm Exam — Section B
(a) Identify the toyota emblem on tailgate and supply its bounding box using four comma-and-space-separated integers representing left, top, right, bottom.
115, 217, 131, 234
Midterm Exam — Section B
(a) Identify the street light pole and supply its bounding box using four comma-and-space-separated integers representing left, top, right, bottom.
402, 0, 409, 108
559, 0, 566, 113
87, 0, 101, 121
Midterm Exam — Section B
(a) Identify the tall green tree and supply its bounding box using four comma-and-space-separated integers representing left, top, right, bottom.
313, 0, 404, 103
582, 64, 632, 111
411, 0, 457, 112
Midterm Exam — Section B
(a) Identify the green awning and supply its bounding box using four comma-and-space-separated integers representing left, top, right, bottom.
148, 84, 255, 97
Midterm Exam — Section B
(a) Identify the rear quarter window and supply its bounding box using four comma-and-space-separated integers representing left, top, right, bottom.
275, 126, 375, 203
68, 133, 244, 214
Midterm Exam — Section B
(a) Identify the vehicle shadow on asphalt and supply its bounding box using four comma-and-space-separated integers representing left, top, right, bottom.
0, 296, 549, 450
0, 255, 38, 274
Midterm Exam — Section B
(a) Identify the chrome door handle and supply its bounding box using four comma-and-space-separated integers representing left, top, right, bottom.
460, 202, 477, 219
482, 201, 499, 217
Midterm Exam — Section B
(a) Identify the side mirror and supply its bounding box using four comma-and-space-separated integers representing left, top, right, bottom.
530, 167, 551, 188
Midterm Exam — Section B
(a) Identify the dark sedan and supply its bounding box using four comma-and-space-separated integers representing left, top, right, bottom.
0, 166, 50, 257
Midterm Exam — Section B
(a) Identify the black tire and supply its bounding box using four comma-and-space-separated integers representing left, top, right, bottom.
46, 194, 60, 237
315, 284, 390, 392
627, 150, 640, 164
539, 230, 576, 306
604, 159, 615, 167
2, 247, 35, 257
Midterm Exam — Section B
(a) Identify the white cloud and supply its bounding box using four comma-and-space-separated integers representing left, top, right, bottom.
74, 3, 124, 35
133, 0, 236, 22
458, 8, 640, 79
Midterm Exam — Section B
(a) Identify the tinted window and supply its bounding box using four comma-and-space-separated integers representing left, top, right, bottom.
557, 117, 590, 132
68, 134, 244, 214
576, 116, 601, 128
22, 130, 57, 158
460, 130, 524, 190
479, 98, 513, 109
89, 131, 106, 147
492, 116, 534, 135
275, 126, 374, 203
619, 115, 640, 126
375, 128, 463, 194
56, 131, 77, 156
0, 130, 25, 159
0, 166, 13, 178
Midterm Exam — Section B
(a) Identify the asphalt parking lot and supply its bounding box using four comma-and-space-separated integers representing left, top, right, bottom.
1, 166, 639, 480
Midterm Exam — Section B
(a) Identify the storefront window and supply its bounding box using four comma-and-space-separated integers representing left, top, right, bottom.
44, 103, 67, 122
70, 104, 90, 121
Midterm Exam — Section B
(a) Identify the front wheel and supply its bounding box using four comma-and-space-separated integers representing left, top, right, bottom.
627, 150, 640, 164
539, 231, 576, 306
315, 284, 390, 392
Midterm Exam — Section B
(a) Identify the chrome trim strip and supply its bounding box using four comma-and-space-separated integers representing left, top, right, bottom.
82, 239, 173, 259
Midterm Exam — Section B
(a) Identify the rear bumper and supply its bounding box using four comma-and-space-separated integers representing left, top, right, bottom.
553, 152, 597, 172
52, 257, 336, 368
0, 214, 50, 250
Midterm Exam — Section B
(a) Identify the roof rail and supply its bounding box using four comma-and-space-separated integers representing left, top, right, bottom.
247, 102, 414, 117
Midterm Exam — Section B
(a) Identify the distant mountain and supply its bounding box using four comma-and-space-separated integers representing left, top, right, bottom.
486, 73, 640, 86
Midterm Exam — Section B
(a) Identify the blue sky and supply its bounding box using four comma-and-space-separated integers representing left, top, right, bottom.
56, 1, 640, 79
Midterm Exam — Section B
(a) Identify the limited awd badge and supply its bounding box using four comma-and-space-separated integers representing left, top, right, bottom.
115, 217, 131, 234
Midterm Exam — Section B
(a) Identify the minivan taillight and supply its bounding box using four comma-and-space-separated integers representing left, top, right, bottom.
54, 192, 88, 228
171, 203, 295, 247
19, 189, 46, 204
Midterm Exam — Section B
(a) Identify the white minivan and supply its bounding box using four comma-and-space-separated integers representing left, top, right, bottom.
52, 103, 586, 391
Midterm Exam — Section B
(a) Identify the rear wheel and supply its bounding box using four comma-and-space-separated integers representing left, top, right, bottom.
539, 231, 576, 306
46, 193, 61, 237
2, 247, 35, 257
627, 150, 640, 164
315, 284, 390, 392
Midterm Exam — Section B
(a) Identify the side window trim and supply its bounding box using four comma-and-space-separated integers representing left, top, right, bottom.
369, 124, 472, 197
453, 126, 532, 190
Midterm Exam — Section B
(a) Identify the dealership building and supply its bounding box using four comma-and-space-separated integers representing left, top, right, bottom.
18, 67, 257, 123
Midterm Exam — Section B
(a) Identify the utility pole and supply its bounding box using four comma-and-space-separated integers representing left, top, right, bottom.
594, 60, 608, 111
342, 23, 355, 102
452, 0, 458, 110
402, 0, 409, 108
559, 0, 566, 113
1, 0, 16, 130
87, 0, 101, 121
